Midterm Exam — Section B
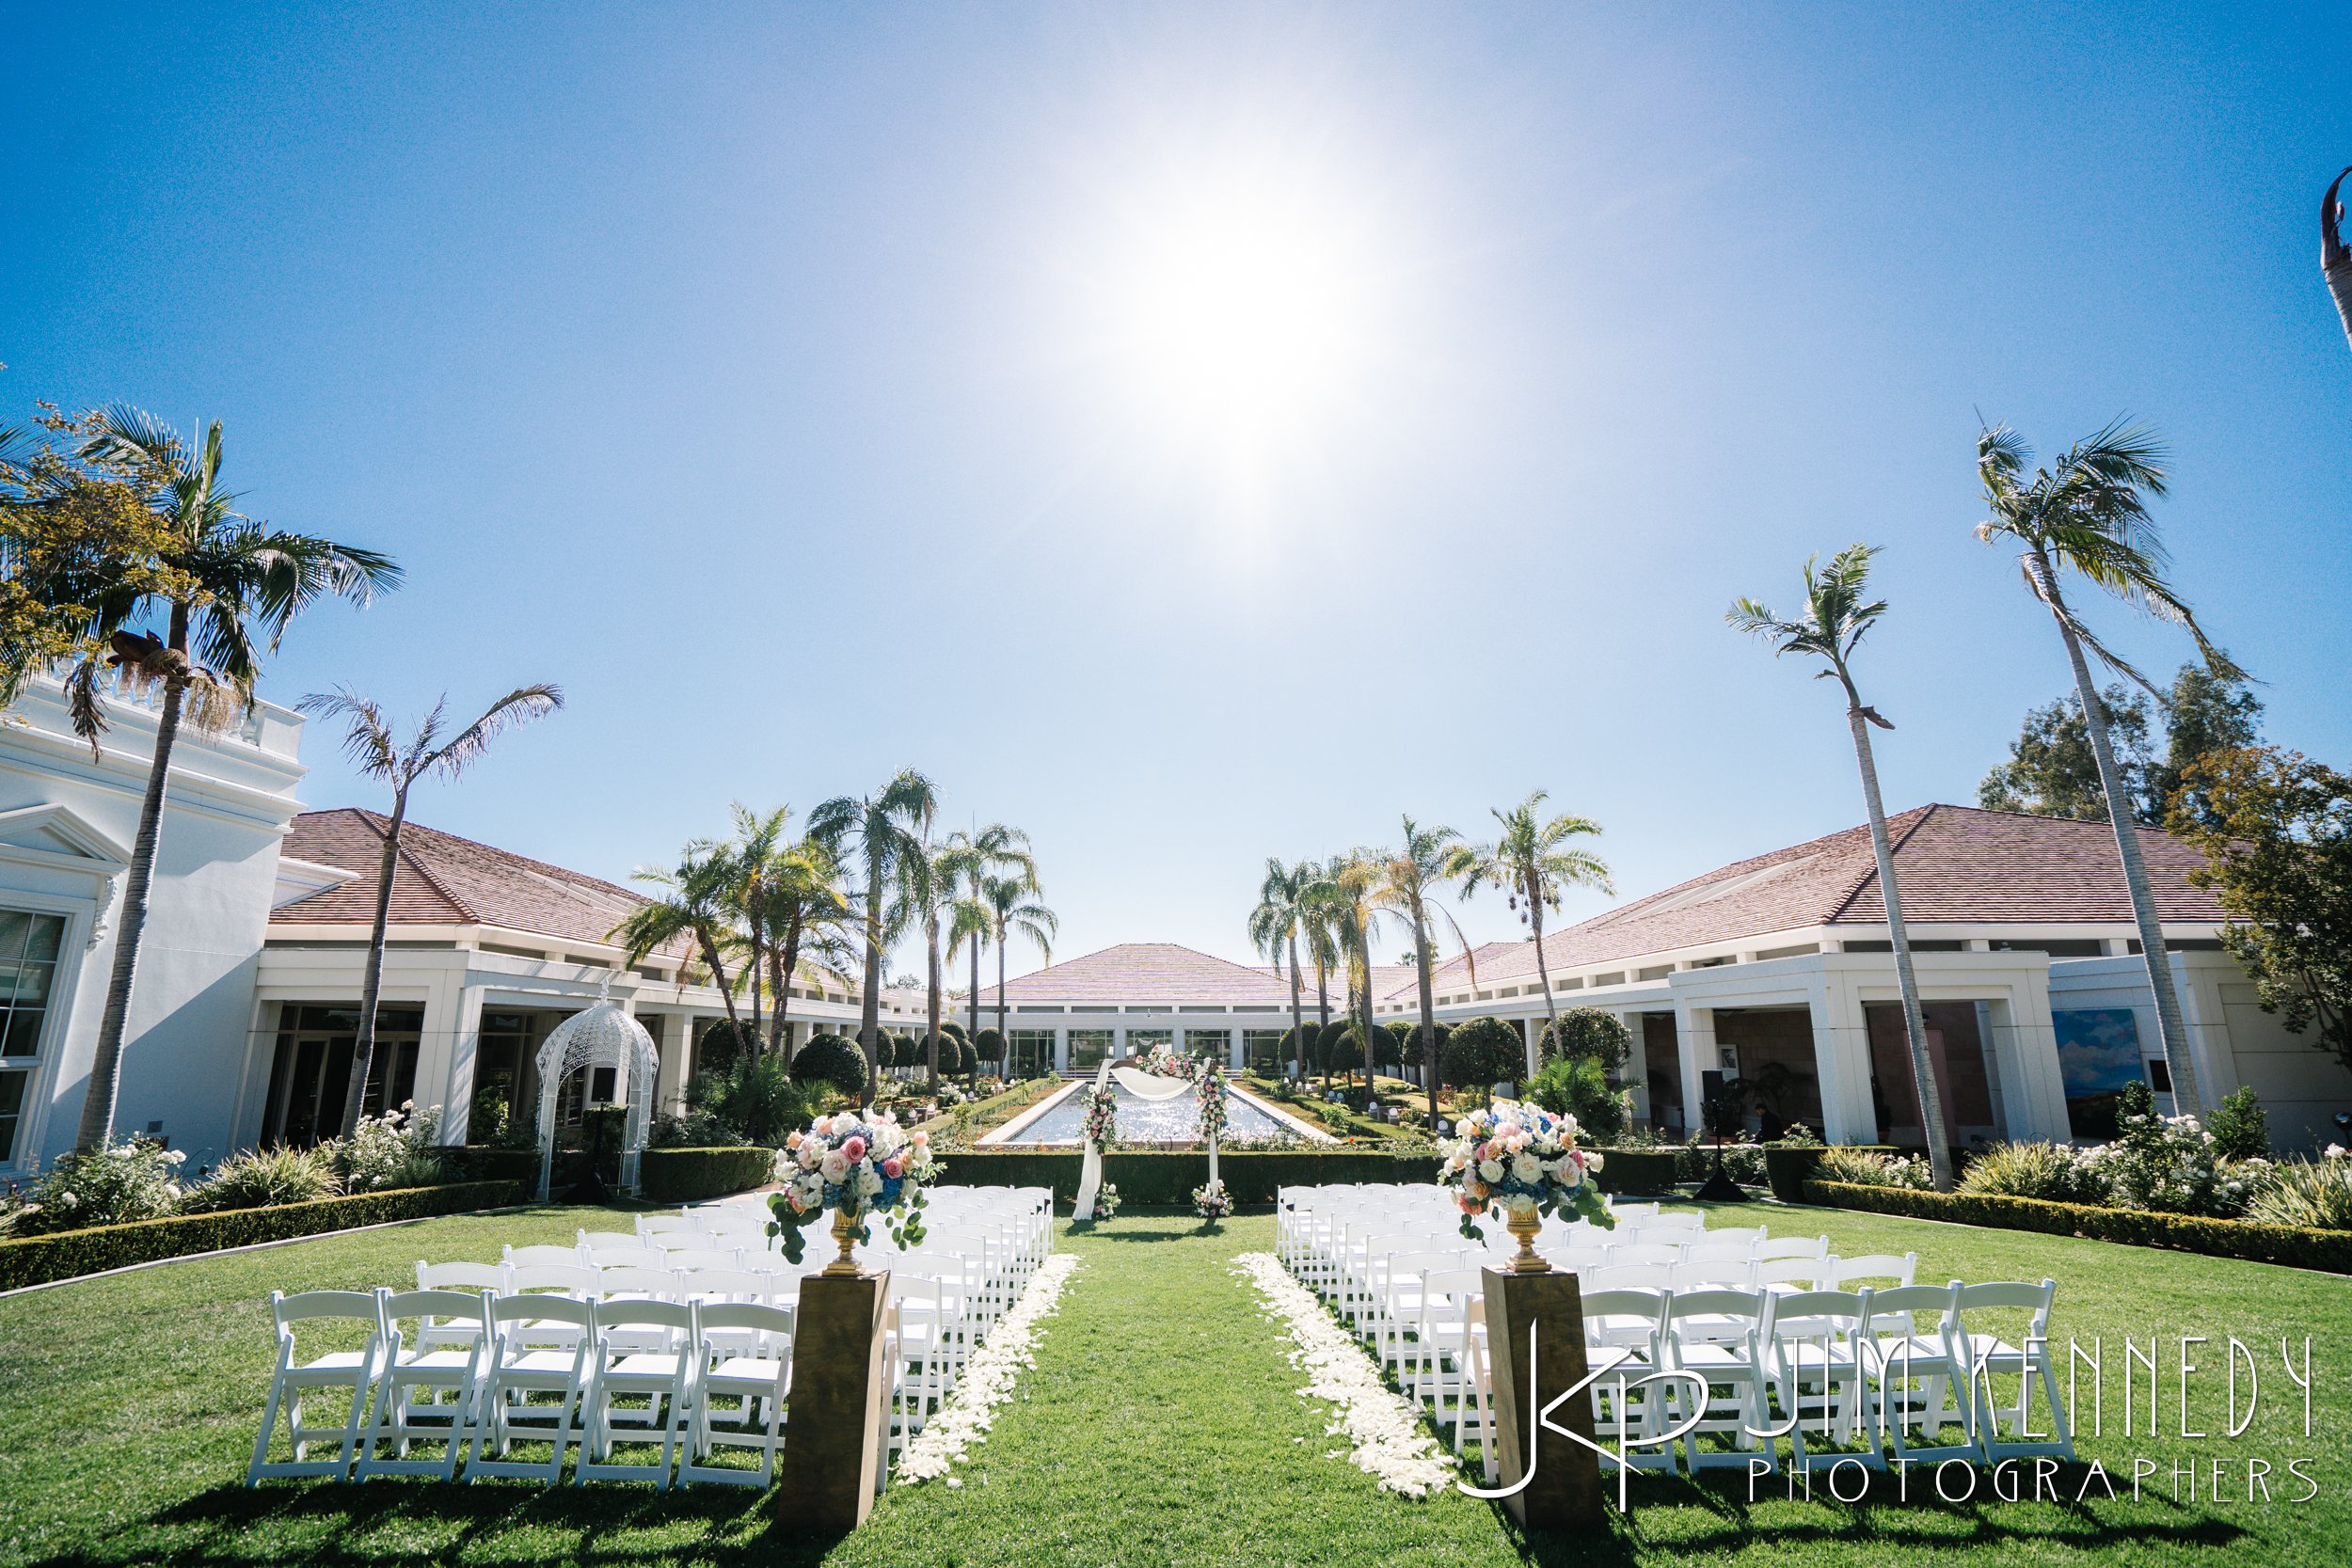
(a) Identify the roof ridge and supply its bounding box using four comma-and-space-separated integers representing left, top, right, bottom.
1823, 802, 1938, 924
361, 808, 481, 925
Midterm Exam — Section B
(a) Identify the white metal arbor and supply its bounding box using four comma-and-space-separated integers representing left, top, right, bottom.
532, 999, 660, 1201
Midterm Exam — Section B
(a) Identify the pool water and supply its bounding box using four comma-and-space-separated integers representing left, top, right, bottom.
1007, 1083, 1292, 1145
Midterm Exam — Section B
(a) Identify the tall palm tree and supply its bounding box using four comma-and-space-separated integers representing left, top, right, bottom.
297, 683, 563, 1138
1304, 855, 1343, 1032
891, 816, 955, 1096
2326, 166, 2352, 356
1456, 791, 1614, 1055
1304, 854, 1385, 1096
720, 804, 790, 1053
16, 409, 401, 1153
1730, 545, 1953, 1191
1247, 859, 1311, 1077
758, 833, 852, 1056
942, 823, 1038, 1045
1977, 422, 2241, 1117
613, 844, 744, 1037
1369, 817, 1478, 1130
977, 873, 1056, 1062
809, 769, 935, 1105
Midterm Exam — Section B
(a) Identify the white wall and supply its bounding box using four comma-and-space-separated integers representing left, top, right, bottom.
0, 679, 306, 1174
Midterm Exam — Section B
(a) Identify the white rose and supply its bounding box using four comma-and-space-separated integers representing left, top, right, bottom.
1477, 1159, 1504, 1184
1511, 1154, 1544, 1185
820, 1152, 850, 1181
855, 1168, 883, 1198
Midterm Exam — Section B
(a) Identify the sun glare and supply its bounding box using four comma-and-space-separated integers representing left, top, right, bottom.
1076, 150, 1398, 460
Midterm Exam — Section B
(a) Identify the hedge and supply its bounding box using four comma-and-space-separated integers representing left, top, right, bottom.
638, 1147, 777, 1204
1593, 1149, 1679, 1196
932, 1149, 1440, 1208
1803, 1180, 2352, 1275
1764, 1145, 1897, 1203
0, 1180, 527, 1292
441, 1146, 539, 1185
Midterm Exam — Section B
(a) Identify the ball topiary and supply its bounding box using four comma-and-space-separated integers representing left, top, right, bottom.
1442, 1015, 1524, 1089
976, 1026, 1006, 1067
1538, 1008, 1633, 1072
790, 1032, 868, 1100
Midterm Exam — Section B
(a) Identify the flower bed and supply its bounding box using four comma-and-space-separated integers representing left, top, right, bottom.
1803, 1179, 2352, 1274
637, 1147, 777, 1203
0, 1180, 528, 1291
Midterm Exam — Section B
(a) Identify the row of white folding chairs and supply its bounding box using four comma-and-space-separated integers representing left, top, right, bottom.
1441, 1276, 2071, 1480
247, 1286, 803, 1490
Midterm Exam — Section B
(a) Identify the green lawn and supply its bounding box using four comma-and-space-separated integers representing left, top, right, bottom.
0, 1200, 2343, 1566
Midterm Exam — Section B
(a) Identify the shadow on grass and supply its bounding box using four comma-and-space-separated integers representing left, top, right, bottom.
1491, 1466, 2248, 1568
24, 1480, 851, 1568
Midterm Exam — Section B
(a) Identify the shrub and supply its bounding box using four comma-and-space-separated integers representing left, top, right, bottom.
331, 1102, 445, 1194
1815, 1146, 1931, 1190
791, 1032, 868, 1099
2205, 1085, 2271, 1161
931, 1148, 1440, 1207
638, 1147, 778, 1203
696, 1018, 759, 1070
180, 1145, 340, 1213
1314, 1020, 1351, 1073
1537, 1009, 1632, 1073
1674, 1142, 1770, 1186
1591, 1148, 1678, 1196
16, 1138, 187, 1234
1324, 1026, 1365, 1077
2245, 1154, 2352, 1230
685, 1053, 812, 1146
1525, 1057, 1629, 1143
2083, 1082, 2261, 1217
1959, 1141, 2111, 1205
1442, 1016, 1523, 1089
976, 1026, 1005, 1068
469, 1077, 513, 1146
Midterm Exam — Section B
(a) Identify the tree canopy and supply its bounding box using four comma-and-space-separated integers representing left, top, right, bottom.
1979, 664, 2261, 826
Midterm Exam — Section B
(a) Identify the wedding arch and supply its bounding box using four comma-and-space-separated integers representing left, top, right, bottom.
532, 997, 660, 1201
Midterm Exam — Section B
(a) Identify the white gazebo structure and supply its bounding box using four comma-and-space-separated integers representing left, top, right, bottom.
532, 997, 660, 1202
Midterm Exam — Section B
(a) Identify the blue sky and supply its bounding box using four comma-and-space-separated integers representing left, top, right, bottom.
6, 3, 2348, 977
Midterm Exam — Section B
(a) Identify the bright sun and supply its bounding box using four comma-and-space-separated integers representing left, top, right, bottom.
1077, 151, 1395, 458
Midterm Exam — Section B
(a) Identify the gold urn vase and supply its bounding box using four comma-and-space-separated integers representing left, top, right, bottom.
1503, 1205, 1550, 1275
822, 1207, 867, 1277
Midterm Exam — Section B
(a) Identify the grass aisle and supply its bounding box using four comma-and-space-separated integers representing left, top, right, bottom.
830, 1212, 1510, 1568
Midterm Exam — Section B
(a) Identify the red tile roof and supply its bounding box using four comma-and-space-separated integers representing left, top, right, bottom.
983, 942, 1299, 1007
1392, 804, 2226, 1000
269, 808, 668, 952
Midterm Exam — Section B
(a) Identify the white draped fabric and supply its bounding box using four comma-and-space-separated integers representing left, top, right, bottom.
1110, 1067, 1192, 1100
1071, 1059, 1113, 1221
532, 999, 660, 1202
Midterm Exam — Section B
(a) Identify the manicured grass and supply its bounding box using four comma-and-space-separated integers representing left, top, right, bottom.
0, 1199, 2343, 1565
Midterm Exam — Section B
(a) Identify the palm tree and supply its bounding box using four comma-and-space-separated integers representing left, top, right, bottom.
1977, 422, 2242, 1117
1368, 818, 1478, 1130
1304, 854, 1385, 1097
1305, 855, 1343, 1033
18, 409, 400, 1153
720, 804, 790, 1053
1730, 544, 1953, 1191
2325, 166, 2352, 356
758, 833, 852, 1056
613, 844, 744, 1036
809, 769, 935, 1105
978, 873, 1056, 1048
1456, 791, 1614, 1057
942, 824, 1038, 1046
1247, 859, 1311, 1077
891, 817, 955, 1096
297, 683, 563, 1138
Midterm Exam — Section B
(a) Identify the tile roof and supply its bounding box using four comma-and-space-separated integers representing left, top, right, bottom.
269, 808, 666, 952
983, 942, 1299, 1006
1391, 804, 2227, 1000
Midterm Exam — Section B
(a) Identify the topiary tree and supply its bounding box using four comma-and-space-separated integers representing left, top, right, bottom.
1277, 1024, 1309, 1075
1442, 1015, 1522, 1091
790, 1032, 868, 1101
1538, 1008, 1632, 1073
1314, 1019, 1352, 1086
976, 1026, 1005, 1072
1378, 1020, 1413, 1075
695, 1017, 759, 1072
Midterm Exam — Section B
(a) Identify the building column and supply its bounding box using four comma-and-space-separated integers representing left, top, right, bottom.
1229, 1026, 1244, 1071
1806, 977, 1880, 1146
431, 981, 489, 1145
1671, 998, 1715, 1145
1054, 1026, 1069, 1072
1113, 1025, 1127, 1058
654, 1010, 695, 1114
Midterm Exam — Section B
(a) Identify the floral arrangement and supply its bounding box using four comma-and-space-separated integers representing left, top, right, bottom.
1079, 1082, 1119, 1147
1138, 1044, 1201, 1083
768, 1110, 941, 1264
1191, 1177, 1233, 1220
1090, 1181, 1121, 1220
1192, 1057, 1230, 1144
1435, 1101, 1613, 1242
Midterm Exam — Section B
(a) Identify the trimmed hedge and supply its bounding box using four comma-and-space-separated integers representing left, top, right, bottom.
442, 1147, 539, 1185
638, 1147, 777, 1204
933, 1149, 1439, 1208
1804, 1180, 2352, 1275
0, 1180, 527, 1292
1593, 1149, 1678, 1196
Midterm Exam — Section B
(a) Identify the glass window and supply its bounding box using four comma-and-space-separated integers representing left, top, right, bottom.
0, 911, 67, 1061
0, 1068, 24, 1164
1066, 1030, 1112, 1069
1006, 1030, 1057, 1074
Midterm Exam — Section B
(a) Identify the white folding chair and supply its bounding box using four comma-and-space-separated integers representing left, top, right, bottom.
247, 1291, 387, 1484
682, 1302, 795, 1487
1606, 1243, 1685, 1270
1863, 1282, 1973, 1464
503, 1243, 585, 1269
358, 1289, 491, 1481
663, 1247, 744, 1275
1758, 1234, 1829, 1262
414, 1262, 508, 1346
577, 1299, 694, 1486
1831, 1252, 1917, 1290
584, 1243, 671, 1271
468, 1294, 594, 1484
1577, 1287, 1676, 1475
578, 1228, 642, 1253
504, 1263, 600, 1351
1662, 1289, 1777, 1473
1766, 1289, 1879, 1472
1954, 1279, 2073, 1463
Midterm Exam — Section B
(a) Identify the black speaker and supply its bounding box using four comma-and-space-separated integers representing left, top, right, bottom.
1700, 1069, 1725, 1102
